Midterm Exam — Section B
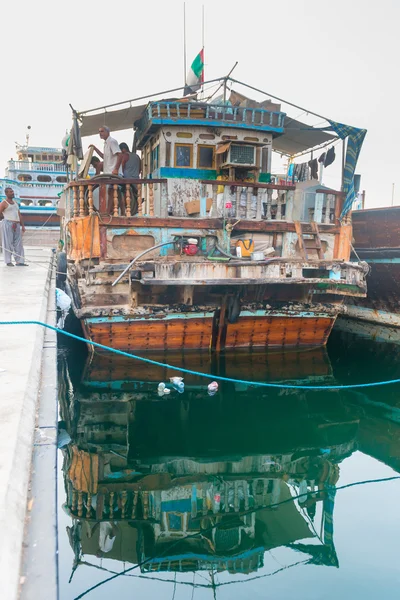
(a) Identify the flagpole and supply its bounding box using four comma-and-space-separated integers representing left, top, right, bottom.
183, 2, 187, 88
201, 4, 205, 96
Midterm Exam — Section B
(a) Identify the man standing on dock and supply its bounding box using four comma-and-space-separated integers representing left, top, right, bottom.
0, 187, 27, 266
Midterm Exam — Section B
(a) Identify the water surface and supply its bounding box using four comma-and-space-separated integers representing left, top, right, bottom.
57, 330, 400, 599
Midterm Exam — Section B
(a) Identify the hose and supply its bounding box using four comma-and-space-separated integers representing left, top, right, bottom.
112, 240, 176, 287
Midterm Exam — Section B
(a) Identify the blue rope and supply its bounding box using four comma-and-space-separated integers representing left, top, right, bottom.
1, 319, 400, 390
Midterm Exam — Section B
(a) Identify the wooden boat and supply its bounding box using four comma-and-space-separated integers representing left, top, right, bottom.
62, 78, 367, 352
338, 206, 400, 342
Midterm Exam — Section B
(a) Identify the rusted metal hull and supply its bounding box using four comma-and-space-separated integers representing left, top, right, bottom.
345, 207, 400, 338
81, 309, 336, 352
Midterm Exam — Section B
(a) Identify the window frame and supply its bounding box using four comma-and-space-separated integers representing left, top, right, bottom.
197, 144, 215, 170
174, 143, 193, 168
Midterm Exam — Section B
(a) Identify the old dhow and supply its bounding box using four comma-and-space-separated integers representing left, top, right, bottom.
61, 77, 368, 352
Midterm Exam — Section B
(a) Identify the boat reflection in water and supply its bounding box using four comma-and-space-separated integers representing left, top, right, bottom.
58, 344, 362, 591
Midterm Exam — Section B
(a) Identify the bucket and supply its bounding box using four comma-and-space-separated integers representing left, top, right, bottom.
251, 251, 265, 261
235, 239, 254, 258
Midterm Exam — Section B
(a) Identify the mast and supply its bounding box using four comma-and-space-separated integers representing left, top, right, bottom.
183, 2, 187, 88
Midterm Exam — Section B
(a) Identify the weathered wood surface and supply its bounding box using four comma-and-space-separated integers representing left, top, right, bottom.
85, 345, 332, 385
84, 314, 335, 351
352, 206, 400, 250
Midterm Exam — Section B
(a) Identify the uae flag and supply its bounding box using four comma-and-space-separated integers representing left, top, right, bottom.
184, 49, 204, 95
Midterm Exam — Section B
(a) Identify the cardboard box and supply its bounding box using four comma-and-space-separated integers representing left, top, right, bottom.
184, 198, 213, 215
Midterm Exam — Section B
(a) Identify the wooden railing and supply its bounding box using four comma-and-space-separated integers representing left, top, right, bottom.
202, 180, 295, 221
144, 101, 285, 129
65, 477, 279, 521
66, 178, 168, 218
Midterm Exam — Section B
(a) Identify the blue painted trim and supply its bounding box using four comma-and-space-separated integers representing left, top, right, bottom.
161, 499, 192, 512
148, 547, 265, 564
149, 117, 284, 134
367, 258, 400, 264
158, 167, 217, 180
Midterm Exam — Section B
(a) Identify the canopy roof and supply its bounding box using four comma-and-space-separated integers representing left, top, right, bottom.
77, 79, 337, 156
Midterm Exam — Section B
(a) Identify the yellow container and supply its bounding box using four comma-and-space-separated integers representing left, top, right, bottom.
235, 239, 254, 258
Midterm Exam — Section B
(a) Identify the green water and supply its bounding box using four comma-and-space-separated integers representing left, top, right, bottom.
57, 330, 400, 599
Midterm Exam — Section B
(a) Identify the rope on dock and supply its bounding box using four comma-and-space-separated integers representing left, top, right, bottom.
1, 319, 400, 390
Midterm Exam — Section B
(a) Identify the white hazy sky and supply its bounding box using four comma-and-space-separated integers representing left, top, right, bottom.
1, 0, 399, 207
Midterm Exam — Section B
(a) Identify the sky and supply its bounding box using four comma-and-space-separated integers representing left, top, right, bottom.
1, 0, 399, 207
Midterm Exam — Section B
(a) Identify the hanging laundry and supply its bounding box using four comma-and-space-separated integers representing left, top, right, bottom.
318, 152, 326, 164
324, 146, 336, 168
308, 158, 318, 180
298, 162, 309, 182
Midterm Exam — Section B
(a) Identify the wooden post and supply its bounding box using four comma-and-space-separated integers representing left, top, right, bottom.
121, 490, 128, 518
125, 184, 131, 217
73, 186, 78, 217
246, 187, 252, 219
71, 490, 77, 512
266, 189, 272, 220
88, 184, 94, 215
160, 181, 169, 218
137, 184, 142, 216
77, 491, 83, 517
131, 491, 138, 518
79, 185, 85, 217
86, 492, 92, 517
256, 188, 262, 220
276, 194, 282, 220
212, 184, 218, 216
236, 187, 241, 218
109, 491, 115, 515
142, 491, 149, 519
149, 183, 154, 216
113, 184, 119, 216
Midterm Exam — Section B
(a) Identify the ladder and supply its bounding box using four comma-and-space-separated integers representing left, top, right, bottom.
294, 221, 324, 260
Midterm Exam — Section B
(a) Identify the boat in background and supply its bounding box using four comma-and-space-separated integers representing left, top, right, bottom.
337, 206, 400, 342
0, 142, 66, 229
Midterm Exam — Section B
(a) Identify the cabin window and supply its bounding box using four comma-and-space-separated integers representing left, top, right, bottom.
17, 174, 32, 182
56, 176, 67, 183
37, 175, 52, 182
150, 145, 159, 171
197, 145, 215, 169
175, 144, 192, 168
199, 133, 215, 140
176, 132, 192, 138
222, 135, 238, 140
42, 154, 48, 161
244, 136, 259, 142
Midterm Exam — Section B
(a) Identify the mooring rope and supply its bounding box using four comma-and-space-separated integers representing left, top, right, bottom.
1, 319, 400, 390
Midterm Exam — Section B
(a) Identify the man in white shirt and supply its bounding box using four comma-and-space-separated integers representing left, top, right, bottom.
91, 127, 122, 175
90, 127, 123, 213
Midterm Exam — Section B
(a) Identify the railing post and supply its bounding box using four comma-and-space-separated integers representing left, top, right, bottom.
246, 187, 252, 219
266, 189, 272, 220
161, 181, 168, 218
113, 184, 119, 216
79, 184, 85, 216
236, 187, 241, 219
149, 183, 154, 216
212, 184, 218, 216
256, 188, 262, 220
88, 184, 94, 215
137, 183, 142, 216
276, 194, 282, 220
73, 186, 78, 217
125, 184, 131, 217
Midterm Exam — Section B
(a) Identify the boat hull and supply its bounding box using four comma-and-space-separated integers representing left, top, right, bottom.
345, 206, 400, 339
81, 310, 336, 352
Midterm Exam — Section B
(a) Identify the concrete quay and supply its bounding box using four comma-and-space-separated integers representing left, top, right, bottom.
0, 247, 57, 600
